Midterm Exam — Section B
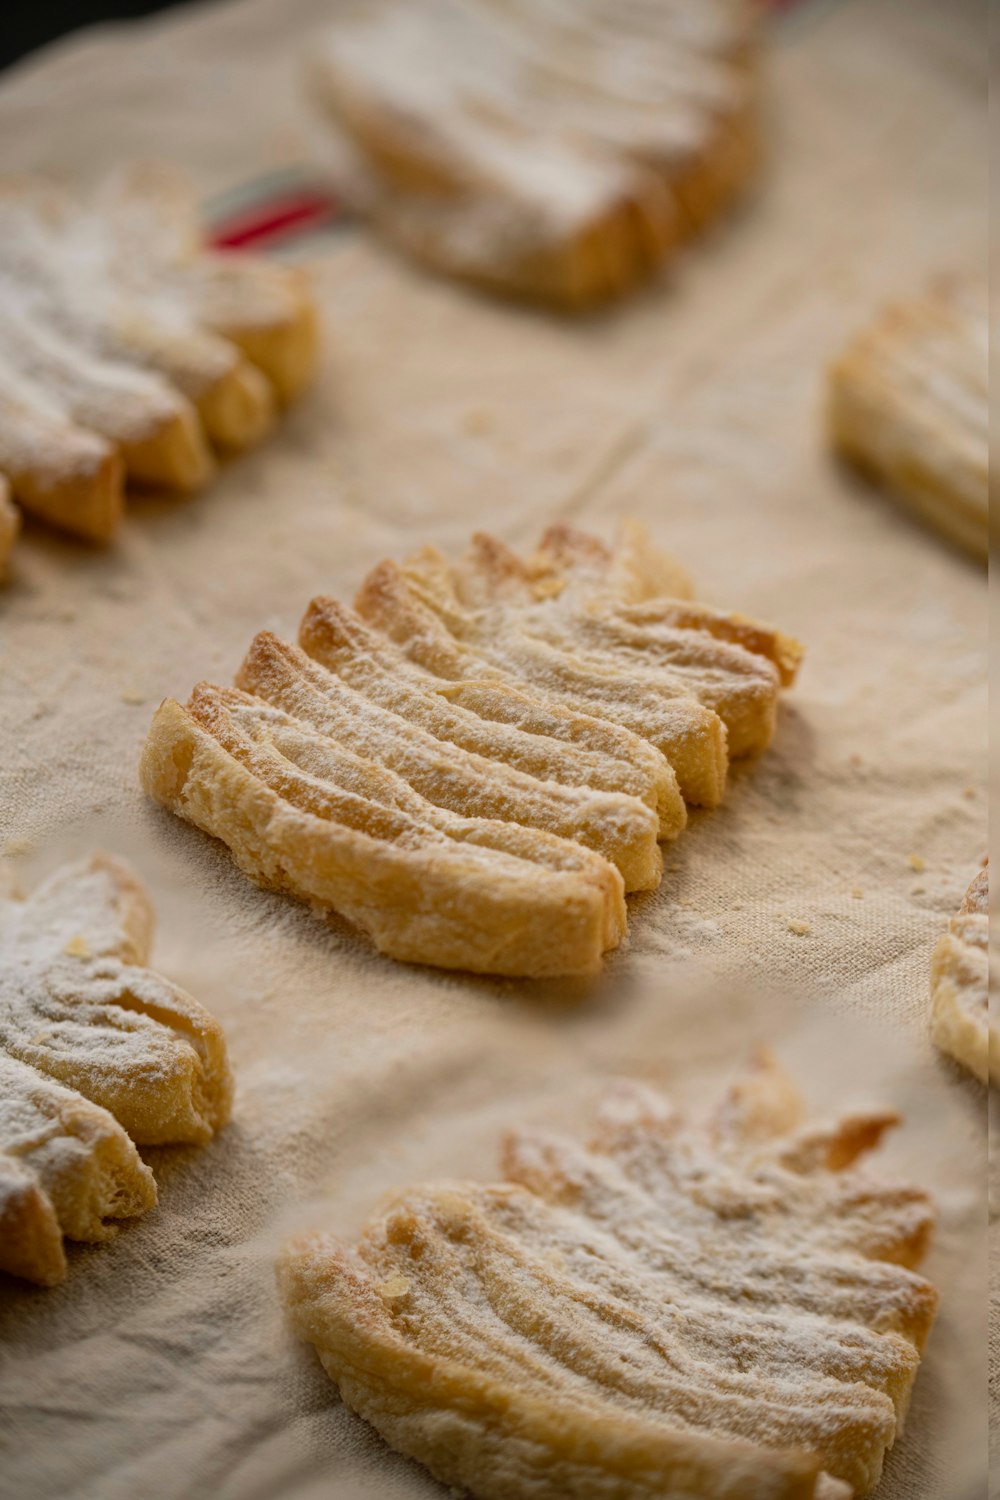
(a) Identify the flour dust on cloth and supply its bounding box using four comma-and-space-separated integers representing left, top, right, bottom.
0, 164, 318, 570
140, 521, 803, 978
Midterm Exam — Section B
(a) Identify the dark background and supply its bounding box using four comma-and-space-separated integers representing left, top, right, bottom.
3, 0, 187, 71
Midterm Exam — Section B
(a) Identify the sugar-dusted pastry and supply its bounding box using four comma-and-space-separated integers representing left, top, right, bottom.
0, 852, 233, 1144
0, 852, 232, 1285
0, 165, 318, 556
0, 1053, 157, 1287
309, 0, 761, 309
279, 1052, 937, 1499
828, 280, 988, 560
930, 863, 993, 1083
141, 522, 802, 976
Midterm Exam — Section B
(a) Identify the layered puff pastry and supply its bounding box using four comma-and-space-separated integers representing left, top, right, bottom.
309, 0, 762, 309
0, 853, 232, 1285
828, 281, 988, 561
0, 165, 318, 560
141, 522, 803, 978
280, 1052, 937, 1500
930, 863, 993, 1084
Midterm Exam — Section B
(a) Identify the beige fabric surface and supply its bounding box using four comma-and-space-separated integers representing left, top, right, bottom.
0, 1, 988, 1497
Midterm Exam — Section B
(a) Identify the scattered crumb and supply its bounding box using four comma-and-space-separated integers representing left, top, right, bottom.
460, 406, 495, 436
120, 689, 146, 705
849, 753, 864, 768
787, 919, 811, 936
377, 1274, 412, 1302
63, 934, 91, 958
851, 888, 863, 899
911, 885, 926, 896
4, 837, 33, 857
963, 786, 977, 799
907, 854, 926, 872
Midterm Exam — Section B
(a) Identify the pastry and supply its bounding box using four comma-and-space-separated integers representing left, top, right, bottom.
0, 851, 232, 1143
828, 280, 988, 561
279, 1052, 937, 1499
0, 853, 232, 1284
0, 165, 318, 557
930, 863, 993, 1083
141, 522, 802, 977
309, 0, 761, 309
0, 1054, 156, 1288
0, 476, 18, 575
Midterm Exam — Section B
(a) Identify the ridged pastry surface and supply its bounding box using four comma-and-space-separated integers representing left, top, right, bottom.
280, 1052, 937, 1499
0, 852, 232, 1285
141, 522, 803, 978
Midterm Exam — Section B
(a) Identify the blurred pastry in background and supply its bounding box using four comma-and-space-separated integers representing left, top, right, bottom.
139, 521, 803, 979
0, 165, 318, 560
930, 862, 992, 1083
279, 1051, 938, 1500
828, 280, 987, 561
309, 0, 762, 310
0, 477, 18, 575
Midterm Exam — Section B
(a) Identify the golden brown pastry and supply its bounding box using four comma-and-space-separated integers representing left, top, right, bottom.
0, 1053, 157, 1288
279, 1052, 937, 1499
141, 522, 802, 977
0, 851, 232, 1144
0, 852, 232, 1285
309, 0, 761, 309
828, 280, 987, 561
0, 166, 318, 557
930, 863, 993, 1083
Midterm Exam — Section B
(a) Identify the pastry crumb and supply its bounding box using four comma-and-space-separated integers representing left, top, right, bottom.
461, 406, 495, 436
851, 888, 864, 899
120, 688, 145, 705
4, 837, 33, 857
963, 786, 977, 799
377, 1274, 411, 1302
907, 854, 926, 872
63, 934, 91, 958
787, 919, 811, 936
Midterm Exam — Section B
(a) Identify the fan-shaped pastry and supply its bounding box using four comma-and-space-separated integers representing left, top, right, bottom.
828, 280, 987, 560
930, 863, 993, 1083
309, 0, 761, 309
0, 852, 232, 1285
0, 1053, 157, 1288
0, 165, 318, 558
279, 1052, 937, 1499
141, 522, 802, 977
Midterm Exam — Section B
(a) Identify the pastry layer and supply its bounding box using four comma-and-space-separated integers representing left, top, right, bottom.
280, 1053, 936, 1499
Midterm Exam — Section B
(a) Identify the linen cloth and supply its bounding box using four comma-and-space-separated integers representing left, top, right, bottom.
0, 1, 988, 1497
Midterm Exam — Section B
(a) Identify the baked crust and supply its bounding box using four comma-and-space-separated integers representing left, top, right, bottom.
0, 852, 233, 1145
0, 852, 233, 1285
930, 864, 992, 1083
0, 1053, 157, 1287
309, 0, 762, 309
828, 281, 988, 561
0, 166, 318, 557
0, 475, 20, 575
141, 521, 801, 977
279, 1053, 936, 1499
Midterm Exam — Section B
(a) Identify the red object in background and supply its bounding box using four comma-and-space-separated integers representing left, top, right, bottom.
207, 188, 341, 251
